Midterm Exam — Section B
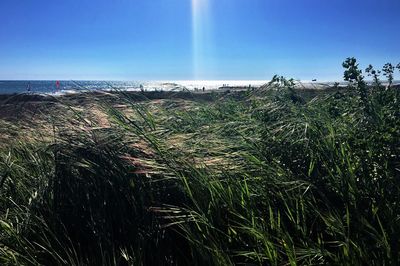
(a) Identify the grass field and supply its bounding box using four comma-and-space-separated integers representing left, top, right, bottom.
1, 60, 400, 265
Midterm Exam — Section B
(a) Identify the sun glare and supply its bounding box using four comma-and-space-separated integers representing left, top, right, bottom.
192, 0, 210, 79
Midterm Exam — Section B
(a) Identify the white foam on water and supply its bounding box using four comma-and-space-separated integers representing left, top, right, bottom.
154, 80, 269, 91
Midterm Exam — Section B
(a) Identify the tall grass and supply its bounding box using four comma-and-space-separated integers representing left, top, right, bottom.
1, 59, 399, 265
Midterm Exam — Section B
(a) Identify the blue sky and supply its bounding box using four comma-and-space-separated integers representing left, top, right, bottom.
0, 0, 399, 80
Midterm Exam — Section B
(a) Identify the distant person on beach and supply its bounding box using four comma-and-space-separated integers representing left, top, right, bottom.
27, 82, 31, 92
55, 80, 60, 91
202, 87, 205, 92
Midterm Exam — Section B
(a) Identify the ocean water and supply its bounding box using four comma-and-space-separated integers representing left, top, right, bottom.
0, 80, 269, 95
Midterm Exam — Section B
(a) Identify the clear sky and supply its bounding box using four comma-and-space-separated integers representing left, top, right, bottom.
0, 0, 399, 80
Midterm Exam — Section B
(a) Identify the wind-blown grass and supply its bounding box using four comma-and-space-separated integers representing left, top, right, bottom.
1, 60, 400, 265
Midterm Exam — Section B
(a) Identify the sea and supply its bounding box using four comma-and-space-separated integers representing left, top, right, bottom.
0, 80, 270, 95
2, 80, 394, 95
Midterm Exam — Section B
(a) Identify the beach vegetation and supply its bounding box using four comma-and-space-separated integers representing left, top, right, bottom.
0, 58, 400, 265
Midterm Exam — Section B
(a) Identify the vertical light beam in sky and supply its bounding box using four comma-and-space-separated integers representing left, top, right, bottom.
192, 0, 210, 80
